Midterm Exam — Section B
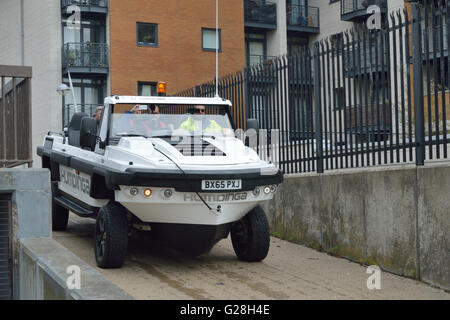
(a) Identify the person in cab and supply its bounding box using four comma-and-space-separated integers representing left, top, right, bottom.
178, 105, 222, 134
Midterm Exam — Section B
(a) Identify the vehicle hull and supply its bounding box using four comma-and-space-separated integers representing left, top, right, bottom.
115, 186, 272, 225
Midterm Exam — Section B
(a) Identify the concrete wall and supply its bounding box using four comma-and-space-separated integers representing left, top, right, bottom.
262, 162, 450, 291
0, 0, 62, 168
0, 169, 132, 299
267, 0, 288, 57
19, 238, 133, 300
0, 0, 22, 65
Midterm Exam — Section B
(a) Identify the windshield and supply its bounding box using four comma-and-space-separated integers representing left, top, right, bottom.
109, 103, 234, 138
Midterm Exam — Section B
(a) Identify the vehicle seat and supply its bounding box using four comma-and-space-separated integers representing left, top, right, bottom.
68, 112, 89, 147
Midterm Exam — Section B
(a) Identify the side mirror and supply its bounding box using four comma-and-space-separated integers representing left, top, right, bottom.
246, 118, 259, 132
80, 117, 98, 151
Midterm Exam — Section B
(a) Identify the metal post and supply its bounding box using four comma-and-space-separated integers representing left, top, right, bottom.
313, 42, 324, 173
67, 70, 79, 113
411, 3, 425, 165
244, 68, 251, 123
194, 85, 201, 97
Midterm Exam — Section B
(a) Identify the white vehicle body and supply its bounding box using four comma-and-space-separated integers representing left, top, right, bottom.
38, 96, 283, 228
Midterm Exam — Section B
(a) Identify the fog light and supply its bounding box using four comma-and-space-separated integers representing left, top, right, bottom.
270, 185, 277, 193
163, 189, 173, 198
130, 187, 139, 196
143, 188, 152, 197
263, 186, 271, 194
252, 187, 261, 197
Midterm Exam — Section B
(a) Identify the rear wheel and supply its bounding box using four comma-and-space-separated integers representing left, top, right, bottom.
95, 202, 128, 268
51, 182, 69, 231
231, 205, 270, 262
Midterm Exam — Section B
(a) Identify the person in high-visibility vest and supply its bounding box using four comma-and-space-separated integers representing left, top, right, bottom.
178, 105, 222, 134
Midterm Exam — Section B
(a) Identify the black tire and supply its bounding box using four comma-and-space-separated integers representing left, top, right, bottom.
231, 205, 270, 262
51, 183, 69, 231
95, 202, 129, 268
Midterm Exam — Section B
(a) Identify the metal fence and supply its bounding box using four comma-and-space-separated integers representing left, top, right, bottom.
177, 1, 449, 174
0, 65, 32, 168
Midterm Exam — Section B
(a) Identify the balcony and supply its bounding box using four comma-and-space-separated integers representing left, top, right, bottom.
61, 0, 108, 18
62, 43, 109, 76
344, 44, 389, 77
244, 0, 277, 30
286, 5, 319, 34
341, 0, 387, 22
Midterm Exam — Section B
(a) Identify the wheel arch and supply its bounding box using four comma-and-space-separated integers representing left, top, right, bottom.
91, 173, 115, 199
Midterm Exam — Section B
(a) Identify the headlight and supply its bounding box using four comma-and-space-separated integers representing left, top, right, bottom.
263, 186, 271, 194
252, 187, 261, 197
270, 185, 277, 193
143, 188, 152, 197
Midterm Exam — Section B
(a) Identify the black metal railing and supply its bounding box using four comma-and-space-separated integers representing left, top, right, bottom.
63, 104, 102, 127
422, 23, 448, 57
341, 0, 387, 19
62, 43, 109, 69
244, 0, 277, 27
343, 42, 389, 77
286, 5, 319, 30
176, 2, 449, 174
61, 0, 108, 9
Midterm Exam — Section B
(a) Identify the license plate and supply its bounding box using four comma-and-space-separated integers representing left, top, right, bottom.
201, 179, 242, 191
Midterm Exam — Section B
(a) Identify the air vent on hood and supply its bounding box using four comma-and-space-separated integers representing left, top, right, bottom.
163, 137, 226, 157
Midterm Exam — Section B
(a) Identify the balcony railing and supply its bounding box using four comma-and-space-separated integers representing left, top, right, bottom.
244, 0, 277, 29
343, 44, 389, 77
63, 104, 102, 127
286, 5, 319, 33
341, 0, 387, 22
61, 0, 108, 14
62, 43, 109, 74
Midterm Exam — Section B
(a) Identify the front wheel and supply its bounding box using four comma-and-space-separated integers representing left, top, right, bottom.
231, 205, 270, 262
95, 202, 128, 268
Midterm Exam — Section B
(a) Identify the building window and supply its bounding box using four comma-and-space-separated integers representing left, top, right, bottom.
138, 82, 157, 96
137, 23, 158, 47
245, 32, 267, 67
287, 36, 308, 56
202, 28, 222, 52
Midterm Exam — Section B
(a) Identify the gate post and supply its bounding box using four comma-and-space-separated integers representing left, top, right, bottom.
411, 3, 425, 165
314, 42, 324, 173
